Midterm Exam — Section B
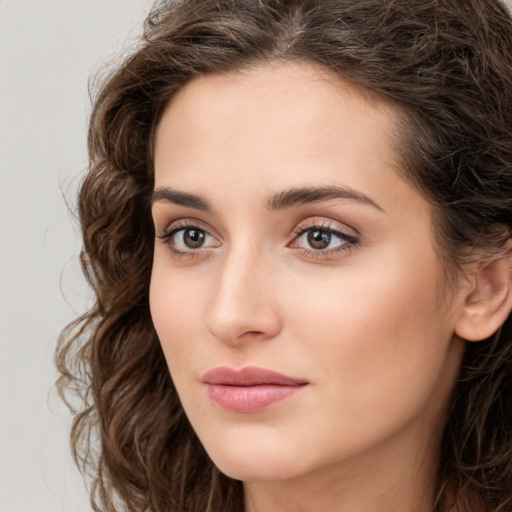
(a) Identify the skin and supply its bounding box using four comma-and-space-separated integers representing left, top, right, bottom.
149, 62, 469, 512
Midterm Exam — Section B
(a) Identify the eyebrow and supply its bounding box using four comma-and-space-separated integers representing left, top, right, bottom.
150, 188, 213, 212
150, 185, 384, 213
265, 185, 385, 212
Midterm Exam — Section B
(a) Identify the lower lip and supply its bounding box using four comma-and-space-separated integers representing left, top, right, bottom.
206, 384, 306, 413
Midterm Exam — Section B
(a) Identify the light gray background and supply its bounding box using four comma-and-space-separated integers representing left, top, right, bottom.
0, 1, 153, 510
2, 1, 512, 511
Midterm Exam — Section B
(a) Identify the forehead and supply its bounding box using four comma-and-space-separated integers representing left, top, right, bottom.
153, 62, 402, 195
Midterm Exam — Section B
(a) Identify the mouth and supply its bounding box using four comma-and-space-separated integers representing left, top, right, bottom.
202, 366, 309, 413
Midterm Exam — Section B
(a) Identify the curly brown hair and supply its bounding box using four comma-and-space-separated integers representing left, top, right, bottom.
56, 0, 512, 511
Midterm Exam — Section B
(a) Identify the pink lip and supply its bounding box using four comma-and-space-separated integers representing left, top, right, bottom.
202, 366, 308, 413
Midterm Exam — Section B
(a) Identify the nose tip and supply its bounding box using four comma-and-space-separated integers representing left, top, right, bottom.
204, 261, 282, 346
206, 307, 281, 345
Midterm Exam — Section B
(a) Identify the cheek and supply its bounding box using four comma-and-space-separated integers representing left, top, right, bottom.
283, 248, 454, 420
149, 260, 213, 378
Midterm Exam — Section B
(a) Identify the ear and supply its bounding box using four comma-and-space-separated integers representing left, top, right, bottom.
455, 249, 512, 342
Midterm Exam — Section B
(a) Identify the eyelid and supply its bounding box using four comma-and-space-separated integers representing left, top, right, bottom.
156, 216, 359, 261
287, 217, 360, 259
290, 217, 359, 240
157, 218, 221, 258
157, 218, 217, 239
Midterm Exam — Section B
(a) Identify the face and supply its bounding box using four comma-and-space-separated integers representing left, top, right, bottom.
150, 62, 466, 486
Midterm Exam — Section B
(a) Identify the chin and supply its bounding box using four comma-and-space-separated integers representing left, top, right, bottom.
213, 455, 303, 482
201, 432, 308, 482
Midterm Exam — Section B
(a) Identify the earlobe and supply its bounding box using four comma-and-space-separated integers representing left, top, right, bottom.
455, 249, 512, 342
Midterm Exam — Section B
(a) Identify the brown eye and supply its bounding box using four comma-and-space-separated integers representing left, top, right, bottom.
307, 229, 331, 250
159, 224, 220, 256
291, 223, 358, 258
183, 228, 206, 248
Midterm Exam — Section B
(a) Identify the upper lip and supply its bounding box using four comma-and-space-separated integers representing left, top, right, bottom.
202, 366, 308, 386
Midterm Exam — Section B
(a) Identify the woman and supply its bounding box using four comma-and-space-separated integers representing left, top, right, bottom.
57, 0, 512, 511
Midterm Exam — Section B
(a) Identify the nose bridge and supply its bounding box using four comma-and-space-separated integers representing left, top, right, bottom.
205, 239, 281, 344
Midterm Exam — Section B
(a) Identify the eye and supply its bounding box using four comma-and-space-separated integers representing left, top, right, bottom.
289, 221, 359, 259
173, 228, 210, 249
303, 229, 337, 250
157, 221, 220, 257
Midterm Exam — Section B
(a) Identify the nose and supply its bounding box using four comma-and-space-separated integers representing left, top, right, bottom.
205, 247, 282, 346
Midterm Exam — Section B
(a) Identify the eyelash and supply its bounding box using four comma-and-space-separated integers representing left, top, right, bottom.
290, 221, 359, 260
157, 219, 359, 260
157, 219, 215, 259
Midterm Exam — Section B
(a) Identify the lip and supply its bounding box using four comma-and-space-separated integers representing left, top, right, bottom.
202, 366, 308, 413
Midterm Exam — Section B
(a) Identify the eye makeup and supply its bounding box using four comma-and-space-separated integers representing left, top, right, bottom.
157, 218, 220, 259
156, 216, 359, 262
289, 220, 359, 260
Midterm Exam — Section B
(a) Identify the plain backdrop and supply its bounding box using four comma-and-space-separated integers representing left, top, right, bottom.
2, 1, 512, 511
0, 1, 153, 510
